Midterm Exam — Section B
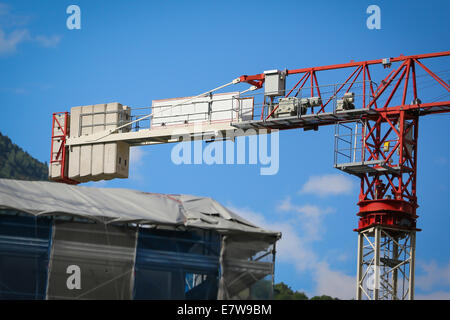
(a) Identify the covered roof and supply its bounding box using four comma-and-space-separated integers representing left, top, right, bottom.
0, 179, 280, 238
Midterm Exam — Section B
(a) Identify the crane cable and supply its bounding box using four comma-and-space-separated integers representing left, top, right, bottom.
80, 69, 450, 142
89, 78, 257, 142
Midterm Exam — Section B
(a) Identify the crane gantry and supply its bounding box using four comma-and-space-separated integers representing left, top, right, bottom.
49, 51, 450, 300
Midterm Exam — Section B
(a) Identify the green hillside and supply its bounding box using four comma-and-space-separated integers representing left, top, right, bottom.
0, 132, 48, 181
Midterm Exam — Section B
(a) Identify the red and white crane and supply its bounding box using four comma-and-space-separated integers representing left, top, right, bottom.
49, 51, 450, 300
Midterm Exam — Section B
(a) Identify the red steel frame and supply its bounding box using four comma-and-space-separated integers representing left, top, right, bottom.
356, 111, 420, 231
50, 112, 79, 185
240, 51, 450, 232
52, 51, 450, 233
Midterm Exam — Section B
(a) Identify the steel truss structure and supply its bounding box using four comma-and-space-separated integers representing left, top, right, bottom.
50, 112, 79, 184
356, 226, 416, 300
239, 51, 449, 300
52, 51, 450, 298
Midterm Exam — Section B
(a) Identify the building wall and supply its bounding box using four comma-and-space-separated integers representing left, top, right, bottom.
0, 213, 52, 299
0, 212, 223, 300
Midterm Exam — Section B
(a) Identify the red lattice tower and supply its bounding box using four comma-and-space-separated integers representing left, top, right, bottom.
239, 51, 450, 299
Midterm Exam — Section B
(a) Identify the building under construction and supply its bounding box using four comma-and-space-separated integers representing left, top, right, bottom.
0, 179, 279, 300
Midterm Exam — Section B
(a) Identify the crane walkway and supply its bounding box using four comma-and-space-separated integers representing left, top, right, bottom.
231, 108, 378, 131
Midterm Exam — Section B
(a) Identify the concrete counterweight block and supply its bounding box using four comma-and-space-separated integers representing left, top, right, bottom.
79, 105, 93, 181
104, 141, 129, 179
67, 102, 130, 183
91, 104, 107, 180
68, 106, 81, 181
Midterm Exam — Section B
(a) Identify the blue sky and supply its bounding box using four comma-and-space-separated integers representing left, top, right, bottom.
1, 0, 449, 299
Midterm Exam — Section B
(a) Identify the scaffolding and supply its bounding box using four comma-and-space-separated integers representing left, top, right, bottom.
0, 179, 280, 300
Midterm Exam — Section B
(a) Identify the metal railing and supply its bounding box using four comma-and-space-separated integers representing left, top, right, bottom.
238, 80, 378, 122
334, 120, 366, 166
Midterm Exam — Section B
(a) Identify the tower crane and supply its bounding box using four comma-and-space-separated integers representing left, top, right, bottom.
49, 51, 450, 300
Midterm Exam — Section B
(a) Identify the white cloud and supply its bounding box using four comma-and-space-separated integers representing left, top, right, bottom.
0, 86, 26, 94
277, 197, 334, 241
435, 156, 448, 165
314, 262, 355, 299
130, 147, 147, 164
129, 147, 149, 182
0, 3, 61, 56
228, 204, 355, 299
277, 196, 334, 217
0, 28, 29, 54
299, 173, 354, 197
416, 261, 450, 291
33, 34, 61, 48
0, 3, 30, 27
229, 205, 318, 273
415, 291, 450, 300
231, 206, 317, 271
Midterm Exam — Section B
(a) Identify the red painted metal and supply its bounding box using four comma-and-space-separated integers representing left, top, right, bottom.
240, 51, 450, 232
355, 55, 448, 231
354, 108, 421, 231
322, 65, 362, 109
50, 112, 79, 185
239, 51, 450, 86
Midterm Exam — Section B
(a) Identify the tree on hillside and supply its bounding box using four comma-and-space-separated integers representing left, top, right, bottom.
0, 132, 48, 181
274, 282, 309, 300
310, 294, 339, 300
274, 282, 338, 300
